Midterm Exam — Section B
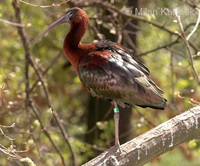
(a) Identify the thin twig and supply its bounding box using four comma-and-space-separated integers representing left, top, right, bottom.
29, 56, 51, 101
174, 10, 200, 84
135, 39, 179, 57
29, 51, 62, 93
170, 50, 175, 103
183, 0, 199, 10
52, 112, 76, 166
0, 84, 5, 109
0, 18, 30, 27
88, 23, 105, 40
30, 102, 66, 166
18, 0, 69, 8
187, 9, 200, 40
0, 124, 15, 141
123, 30, 138, 51
0, 144, 21, 159
0, 142, 28, 160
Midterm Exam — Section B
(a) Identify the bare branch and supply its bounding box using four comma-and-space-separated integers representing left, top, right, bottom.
29, 51, 62, 93
135, 39, 179, 57
18, 0, 69, 8
174, 10, 200, 84
187, 9, 200, 40
83, 106, 200, 166
29, 56, 76, 166
30, 102, 67, 166
0, 18, 30, 27
12, 0, 31, 110
53, 111, 76, 166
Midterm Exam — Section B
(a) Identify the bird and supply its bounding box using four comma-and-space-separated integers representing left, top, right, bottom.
40, 7, 167, 152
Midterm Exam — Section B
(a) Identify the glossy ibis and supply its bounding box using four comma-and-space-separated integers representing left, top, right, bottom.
40, 7, 167, 151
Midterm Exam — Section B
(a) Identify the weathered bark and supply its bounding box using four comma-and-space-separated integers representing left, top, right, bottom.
83, 106, 200, 166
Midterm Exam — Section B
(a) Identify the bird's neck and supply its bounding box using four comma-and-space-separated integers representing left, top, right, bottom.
65, 19, 88, 49
63, 18, 88, 72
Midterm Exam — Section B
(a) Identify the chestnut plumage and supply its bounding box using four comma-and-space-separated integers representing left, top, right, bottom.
78, 40, 166, 109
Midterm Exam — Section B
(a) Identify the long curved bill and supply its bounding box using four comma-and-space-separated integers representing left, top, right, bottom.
39, 13, 72, 40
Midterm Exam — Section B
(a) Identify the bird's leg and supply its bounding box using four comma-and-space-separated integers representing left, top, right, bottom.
113, 101, 121, 153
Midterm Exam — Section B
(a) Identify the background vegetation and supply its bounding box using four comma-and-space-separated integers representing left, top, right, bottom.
0, 0, 200, 165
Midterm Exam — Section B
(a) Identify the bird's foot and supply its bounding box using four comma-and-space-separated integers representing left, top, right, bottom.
109, 142, 122, 154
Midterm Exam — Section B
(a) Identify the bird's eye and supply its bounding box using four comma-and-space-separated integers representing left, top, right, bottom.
66, 11, 73, 20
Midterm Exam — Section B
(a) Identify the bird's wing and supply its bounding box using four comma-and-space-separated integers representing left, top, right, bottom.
78, 41, 166, 109
112, 46, 164, 94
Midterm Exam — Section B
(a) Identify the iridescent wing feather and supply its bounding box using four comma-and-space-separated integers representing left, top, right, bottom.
78, 41, 166, 109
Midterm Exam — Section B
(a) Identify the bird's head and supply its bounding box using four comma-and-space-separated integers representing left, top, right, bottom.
39, 7, 88, 40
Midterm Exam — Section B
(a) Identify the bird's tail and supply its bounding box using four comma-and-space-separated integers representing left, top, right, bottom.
136, 98, 167, 110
